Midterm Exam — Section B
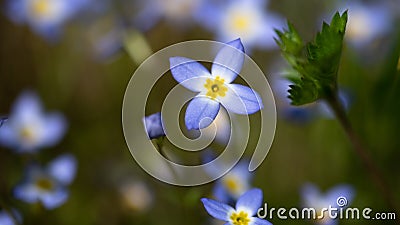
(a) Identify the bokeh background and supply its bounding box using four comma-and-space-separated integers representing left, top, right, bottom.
0, 0, 399, 224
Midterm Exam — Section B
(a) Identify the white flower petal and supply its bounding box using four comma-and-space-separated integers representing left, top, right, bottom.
170, 57, 211, 92
219, 84, 263, 115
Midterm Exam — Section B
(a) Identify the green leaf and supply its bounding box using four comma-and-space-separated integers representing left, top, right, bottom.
275, 11, 348, 105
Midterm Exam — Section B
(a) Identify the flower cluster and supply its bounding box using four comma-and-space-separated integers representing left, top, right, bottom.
0, 91, 76, 220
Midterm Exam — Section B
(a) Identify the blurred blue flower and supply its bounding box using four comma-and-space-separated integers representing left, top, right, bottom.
272, 77, 316, 124
201, 188, 272, 225
301, 183, 355, 225
134, 0, 204, 30
212, 161, 253, 204
14, 154, 77, 209
0, 91, 67, 153
326, 1, 393, 49
0, 209, 22, 225
143, 112, 165, 139
5, 0, 90, 39
170, 38, 263, 130
196, 0, 284, 51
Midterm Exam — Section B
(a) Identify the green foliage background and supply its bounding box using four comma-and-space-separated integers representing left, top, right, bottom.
0, 0, 399, 224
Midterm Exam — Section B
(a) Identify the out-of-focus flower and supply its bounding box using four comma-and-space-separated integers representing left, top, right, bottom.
0, 209, 22, 225
87, 16, 125, 61
327, 1, 393, 49
170, 39, 263, 130
143, 112, 165, 139
14, 154, 77, 209
0, 91, 67, 153
301, 183, 355, 225
196, 0, 284, 51
190, 108, 231, 144
201, 188, 272, 225
134, 0, 204, 30
272, 77, 316, 124
5, 0, 90, 39
119, 181, 154, 213
212, 161, 253, 204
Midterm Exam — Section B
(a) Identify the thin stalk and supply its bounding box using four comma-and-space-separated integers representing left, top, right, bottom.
155, 137, 179, 182
325, 92, 398, 212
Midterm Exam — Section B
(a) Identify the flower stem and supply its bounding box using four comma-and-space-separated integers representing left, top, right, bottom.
325, 92, 398, 212
155, 137, 179, 182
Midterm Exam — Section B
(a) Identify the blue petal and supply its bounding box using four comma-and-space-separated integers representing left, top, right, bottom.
220, 84, 263, 115
201, 198, 233, 221
236, 188, 263, 215
251, 217, 273, 225
143, 112, 165, 139
170, 57, 211, 92
48, 154, 77, 185
213, 182, 230, 203
300, 183, 321, 207
211, 38, 245, 83
0, 122, 18, 149
185, 97, 220, 130
326, 185, 355, 207
0, 210, 17, 225
14, 183, 39, 204
40, 113, 67, 147
40, 189, 69, 209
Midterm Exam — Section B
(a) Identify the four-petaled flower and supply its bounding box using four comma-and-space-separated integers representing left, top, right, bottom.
0, 91, 67, 153
170, 38, 263, 130
201, 188, 272, 225
14, 154, 77, 209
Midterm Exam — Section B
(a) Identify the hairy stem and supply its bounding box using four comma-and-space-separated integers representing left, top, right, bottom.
325, 92, 398, 212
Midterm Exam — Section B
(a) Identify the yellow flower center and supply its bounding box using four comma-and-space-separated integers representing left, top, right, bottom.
35, 177, 54, 191
223, 175, 243, 196
20, 127, 37, 144
204, 76, 228, 99
32, 0, 51, 17
230, 211, 251, 225
232, 15, 250, 31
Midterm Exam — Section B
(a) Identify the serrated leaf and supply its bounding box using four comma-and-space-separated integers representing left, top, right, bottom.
275, 11, 348, 105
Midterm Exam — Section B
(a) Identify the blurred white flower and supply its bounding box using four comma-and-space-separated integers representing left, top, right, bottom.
119, 181, 154, 213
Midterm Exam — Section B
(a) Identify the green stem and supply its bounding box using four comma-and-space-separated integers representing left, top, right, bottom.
155, 137, 179, 182
325, 92, 398, 212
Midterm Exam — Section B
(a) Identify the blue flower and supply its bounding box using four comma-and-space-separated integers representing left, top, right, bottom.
0, 91, 67, 153
0, 209, 22, 225
14, 154, 77, 209
301, 183, 355, 225
170, 38, 263, 130
196, 0, 284, 51
5, 0, 90, 39
201, 188, 272, 225
143, 112, 165, 139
